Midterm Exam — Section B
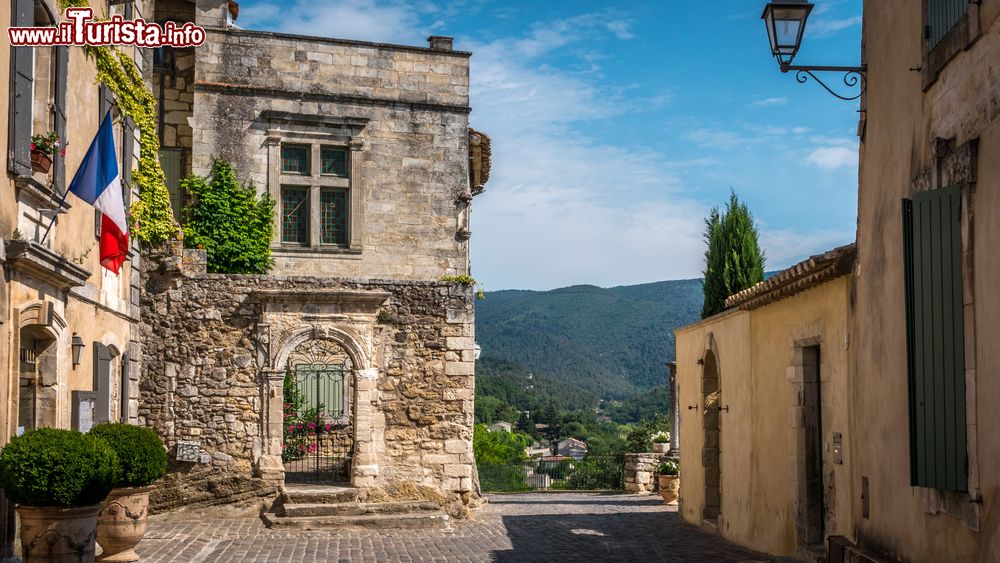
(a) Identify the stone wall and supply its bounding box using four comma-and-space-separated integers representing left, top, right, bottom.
139, 244, 477, 514
624, 453, 675, 494
187, 23, 474, 280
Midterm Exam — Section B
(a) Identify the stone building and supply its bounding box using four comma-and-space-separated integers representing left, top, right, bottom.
140, 0, 488, 517
676, 1, 1000, 561
675, 244, 855, 558
0, 0, 145, 557
848, 1, 1000, 560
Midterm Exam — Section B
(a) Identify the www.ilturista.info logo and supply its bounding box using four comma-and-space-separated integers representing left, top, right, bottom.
8, 8, 205, 48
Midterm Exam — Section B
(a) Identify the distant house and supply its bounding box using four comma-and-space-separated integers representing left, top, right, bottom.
557, 438, 588, 460
488, 422, 512, 433
526, 442, 550, 458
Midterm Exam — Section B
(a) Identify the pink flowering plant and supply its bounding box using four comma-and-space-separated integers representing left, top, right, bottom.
30, 130, 65, 157
281, 371, 327, 462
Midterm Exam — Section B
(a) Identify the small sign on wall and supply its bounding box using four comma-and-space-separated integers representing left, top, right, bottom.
71, 391, 97, 432
176, 440, 202, 462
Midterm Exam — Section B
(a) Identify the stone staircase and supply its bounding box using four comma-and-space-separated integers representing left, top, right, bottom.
262, 485, 450, 530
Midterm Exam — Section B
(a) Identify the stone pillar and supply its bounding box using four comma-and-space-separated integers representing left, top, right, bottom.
352, 368, 381, 488
255, 369, 285, 483
625, 453, 659, 494
668, 362, 679, 457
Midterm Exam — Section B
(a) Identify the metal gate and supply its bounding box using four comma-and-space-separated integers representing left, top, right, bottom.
282, 339, 354, 484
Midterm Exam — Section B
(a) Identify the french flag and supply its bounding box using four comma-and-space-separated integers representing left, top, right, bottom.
69, 113, 129, 274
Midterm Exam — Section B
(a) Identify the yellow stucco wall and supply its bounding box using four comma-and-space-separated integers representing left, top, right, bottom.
852, 2, 1000, 561
1, 0, 138, 444
675, 276, 852, 557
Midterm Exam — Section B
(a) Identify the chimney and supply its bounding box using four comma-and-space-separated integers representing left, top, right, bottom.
427, 36, 454, 51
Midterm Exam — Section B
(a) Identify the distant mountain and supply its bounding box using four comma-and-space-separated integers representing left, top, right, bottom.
474, 279, 704, 403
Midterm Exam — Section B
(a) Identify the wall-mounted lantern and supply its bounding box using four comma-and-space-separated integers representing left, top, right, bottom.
761, 0, 867, 101
71, 334, 85, 368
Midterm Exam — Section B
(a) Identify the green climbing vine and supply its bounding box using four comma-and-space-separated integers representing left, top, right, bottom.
58, 0, 177, 244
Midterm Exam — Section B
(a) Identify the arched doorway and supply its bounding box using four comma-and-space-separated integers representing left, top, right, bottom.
702, 349, 722, 523
17, 326, 58, 433
281, 338, 355, 484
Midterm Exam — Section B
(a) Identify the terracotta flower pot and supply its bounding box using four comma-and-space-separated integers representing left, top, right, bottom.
16, 503, 101, 563
658, 474, 679, 505
30, 150, 52, 174
96, 486, 152, 563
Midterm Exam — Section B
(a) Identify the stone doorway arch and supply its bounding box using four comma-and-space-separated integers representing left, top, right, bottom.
16, 302, 66, 433
702, 338, 722, 524
282, 337, 356, 484
250, 289, 389, 489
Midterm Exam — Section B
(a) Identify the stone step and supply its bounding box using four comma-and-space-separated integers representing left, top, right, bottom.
280, 485, 358, 505
281, 500, 441, 518
262, 511, 450, 531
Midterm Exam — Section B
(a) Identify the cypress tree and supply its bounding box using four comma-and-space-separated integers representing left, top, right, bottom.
701, 191, 766, 318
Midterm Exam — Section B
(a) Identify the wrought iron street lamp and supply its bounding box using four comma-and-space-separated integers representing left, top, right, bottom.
761, 0, 867, 101
71, 334, 84, 368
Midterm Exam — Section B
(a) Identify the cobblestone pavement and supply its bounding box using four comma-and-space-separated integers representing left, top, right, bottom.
137, 493, 770, 562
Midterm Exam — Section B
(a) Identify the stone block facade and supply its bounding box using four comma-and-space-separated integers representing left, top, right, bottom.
139, 245, 477, 513
159, 0, 476, 280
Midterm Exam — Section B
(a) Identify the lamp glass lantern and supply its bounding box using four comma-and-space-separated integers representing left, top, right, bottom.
761, 0, 814, 65
71, 334, 85, 368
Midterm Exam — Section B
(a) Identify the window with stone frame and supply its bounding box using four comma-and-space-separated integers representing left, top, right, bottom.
281, 186, 309, 245
9, 0, 69, 245
320, 146, 348, 177
271, 136, 358, 250
265, 114, 367, 253
926, 0, 967, 50
320, 188, 348, 246
281, 144, 310, 175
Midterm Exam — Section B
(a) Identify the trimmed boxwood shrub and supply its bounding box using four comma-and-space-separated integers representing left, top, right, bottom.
89, 423, 168, 487
0, 428, 119, 506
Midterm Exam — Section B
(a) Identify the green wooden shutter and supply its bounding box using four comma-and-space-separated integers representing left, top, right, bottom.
53, 46, 69, 193
903, 185, 967, 491
93, 343, 113, 424
927, 0, 967, 49
8, 0, 34, 176
122, 117, 135, 203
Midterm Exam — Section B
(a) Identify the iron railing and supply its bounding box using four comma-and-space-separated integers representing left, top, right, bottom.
478, 454, 626, 492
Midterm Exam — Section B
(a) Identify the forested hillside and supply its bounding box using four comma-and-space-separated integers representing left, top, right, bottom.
475, 279, 703, 404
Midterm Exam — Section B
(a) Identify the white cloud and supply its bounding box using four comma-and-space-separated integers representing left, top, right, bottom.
606, 20, 634, 40
684, 128, 751, 150
466, 15, 716, 289
751, 96, 788, 107
806, 146, 857, 169
809, 15, 863, 38
760, 227, 854, 270
239, 0, 430, 44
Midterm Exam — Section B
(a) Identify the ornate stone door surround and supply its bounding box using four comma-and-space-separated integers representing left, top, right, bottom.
249, 289, 390, 487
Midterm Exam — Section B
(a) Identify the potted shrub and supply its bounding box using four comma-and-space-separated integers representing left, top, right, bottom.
657, 460, 680, 505
651, 432, 670, 453
30, 131, 62, 174
0, 428, 119, 562
90, 423, 168, 563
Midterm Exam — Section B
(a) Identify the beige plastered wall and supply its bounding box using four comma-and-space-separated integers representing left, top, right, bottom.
0, 0, 139, 444
675, 277, 852, 557
852, 1, 1000, 560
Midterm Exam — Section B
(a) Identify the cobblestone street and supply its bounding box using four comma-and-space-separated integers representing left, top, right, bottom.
137, 493, 769, 562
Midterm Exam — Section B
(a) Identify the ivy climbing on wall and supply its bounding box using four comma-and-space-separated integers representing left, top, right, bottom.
58, 0, 177, 244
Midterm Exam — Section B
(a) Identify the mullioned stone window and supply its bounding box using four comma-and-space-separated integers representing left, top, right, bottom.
264, 112, 367, 254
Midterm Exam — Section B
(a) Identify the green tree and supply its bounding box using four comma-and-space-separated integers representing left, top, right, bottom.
701, 191, 765, 318
182, 159, 275, 274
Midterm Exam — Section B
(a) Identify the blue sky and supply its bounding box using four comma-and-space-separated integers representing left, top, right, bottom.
238, 0, 863, 290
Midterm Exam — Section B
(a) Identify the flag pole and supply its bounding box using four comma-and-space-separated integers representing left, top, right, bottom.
38, 185, 72, 245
